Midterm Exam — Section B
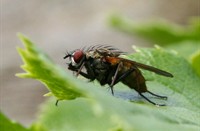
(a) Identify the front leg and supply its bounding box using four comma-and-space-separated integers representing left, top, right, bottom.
78, 71, 95, 81
68, 62, 96, 81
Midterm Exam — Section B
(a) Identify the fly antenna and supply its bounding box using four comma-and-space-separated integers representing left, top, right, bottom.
64, 51, 70, 59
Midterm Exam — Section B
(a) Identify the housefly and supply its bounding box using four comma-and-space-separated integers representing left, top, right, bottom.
63, 45, 173, 106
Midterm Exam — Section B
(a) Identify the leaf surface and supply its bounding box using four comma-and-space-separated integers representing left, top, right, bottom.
16, 34, 200, 131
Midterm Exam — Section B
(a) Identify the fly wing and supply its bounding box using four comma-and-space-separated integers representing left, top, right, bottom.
106, 57, 173, 77
133, 61, 173, 77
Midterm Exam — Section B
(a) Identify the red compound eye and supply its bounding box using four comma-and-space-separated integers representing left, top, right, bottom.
73, 50, 84, 63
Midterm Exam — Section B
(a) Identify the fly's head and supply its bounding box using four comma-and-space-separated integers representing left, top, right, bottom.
64, 49, 86, 70
64, 45, 125, 71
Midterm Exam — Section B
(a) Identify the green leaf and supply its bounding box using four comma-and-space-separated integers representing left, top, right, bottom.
109, 15, 200, 45
191, 51, 200, 77
16, 33, 87, 101
0, 112, 30, 131
17, 34, 200, 130
165, 41, 200, 58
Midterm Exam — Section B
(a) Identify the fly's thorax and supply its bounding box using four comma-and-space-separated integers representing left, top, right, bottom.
85, 46, 123, 59
91, 58, 110, 71
85, 50, 101, 59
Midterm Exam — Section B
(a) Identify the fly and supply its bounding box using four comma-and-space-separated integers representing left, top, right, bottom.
63, 45, 173, 106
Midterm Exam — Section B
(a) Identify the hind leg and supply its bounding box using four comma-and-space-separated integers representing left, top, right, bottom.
147, 90, 167, 100
138, 93, 166, 106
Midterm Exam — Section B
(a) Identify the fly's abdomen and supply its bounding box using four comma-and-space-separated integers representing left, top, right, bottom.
120, 68, 147, 93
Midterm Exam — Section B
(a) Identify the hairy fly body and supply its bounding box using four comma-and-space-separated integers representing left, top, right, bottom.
64, 45, 173, 106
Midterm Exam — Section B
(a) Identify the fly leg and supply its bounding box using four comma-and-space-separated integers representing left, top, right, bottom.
135, 74, 166, 106
78, 71, 95, 81
69, 61, 96, 80
108, 65, 136, 95
83, 61, 96, 81
112, 67, 135, 85
109, 62, 123, 95
138, 93, 166, 106
147, 91, 167, 100
75, 62, 85, 77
